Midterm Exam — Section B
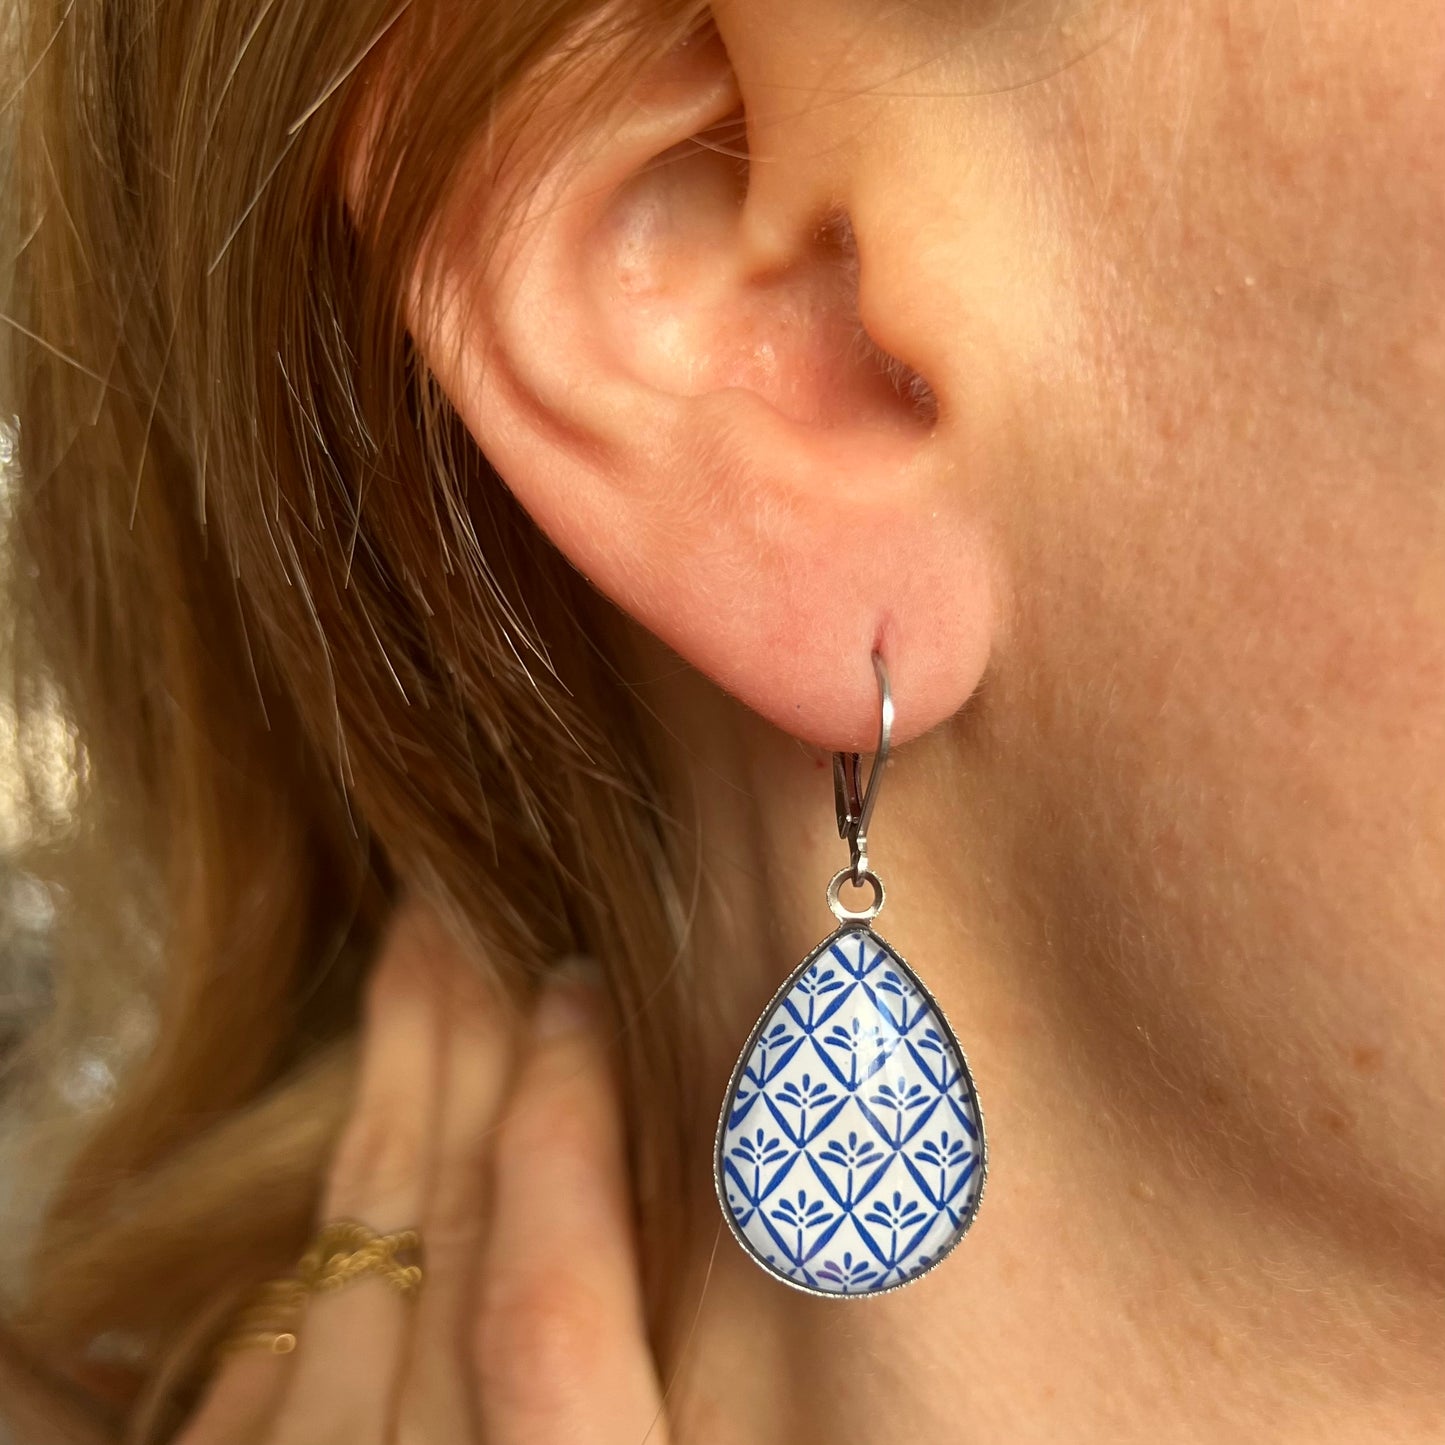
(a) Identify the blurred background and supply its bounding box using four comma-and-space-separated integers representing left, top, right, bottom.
0, 416, 167, 1426
0, 414, 61, 1086
1, 417, 63, 1075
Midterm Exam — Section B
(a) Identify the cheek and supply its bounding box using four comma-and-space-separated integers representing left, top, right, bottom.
994, 496, 1445, 1239
942, 0, 1445, 1221
1031, 0, 1445, 996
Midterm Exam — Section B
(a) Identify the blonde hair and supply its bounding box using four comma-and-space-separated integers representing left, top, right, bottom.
1, 0, 709, 1436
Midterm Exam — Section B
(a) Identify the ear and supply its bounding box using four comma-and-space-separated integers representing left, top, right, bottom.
358, 17, 996, 750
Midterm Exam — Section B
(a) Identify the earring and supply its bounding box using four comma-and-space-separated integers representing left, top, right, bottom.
714, 651, 987, 1297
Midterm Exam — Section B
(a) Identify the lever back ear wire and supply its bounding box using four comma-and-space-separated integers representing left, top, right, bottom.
832, 651, 894, 885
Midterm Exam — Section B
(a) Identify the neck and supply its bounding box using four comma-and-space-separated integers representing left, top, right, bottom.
626, 648, 1445, 1445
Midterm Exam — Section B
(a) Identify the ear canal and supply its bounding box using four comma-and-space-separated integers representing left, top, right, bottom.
815, 212, 941, 428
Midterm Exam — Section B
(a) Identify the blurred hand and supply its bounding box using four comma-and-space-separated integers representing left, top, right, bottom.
179, 903, 668, 1445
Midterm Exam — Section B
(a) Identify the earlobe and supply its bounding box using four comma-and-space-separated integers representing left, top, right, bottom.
386, 18, 996, 750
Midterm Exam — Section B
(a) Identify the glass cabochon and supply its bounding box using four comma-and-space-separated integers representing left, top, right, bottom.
715, 923, 986, 1297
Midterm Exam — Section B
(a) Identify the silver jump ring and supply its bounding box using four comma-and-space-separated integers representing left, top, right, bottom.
827, 866, 886, 923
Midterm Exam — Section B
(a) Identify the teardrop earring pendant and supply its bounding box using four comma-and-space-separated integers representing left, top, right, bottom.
714, 652, 987, 1297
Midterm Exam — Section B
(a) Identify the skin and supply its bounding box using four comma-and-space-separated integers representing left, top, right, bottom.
179, 909, 667, 1445
188, 0, 1445, 1440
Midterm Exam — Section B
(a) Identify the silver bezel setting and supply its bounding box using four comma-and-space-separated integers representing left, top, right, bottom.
713, 919, 988, 1300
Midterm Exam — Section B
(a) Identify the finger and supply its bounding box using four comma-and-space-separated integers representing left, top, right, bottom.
397, 919, 520, 1442
474, 965, 668, 1445
175, 1344, 290, 1445
271, 905, 446, 1445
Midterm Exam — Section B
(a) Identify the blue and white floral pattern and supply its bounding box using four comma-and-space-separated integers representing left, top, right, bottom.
716, 925, 985, 1296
